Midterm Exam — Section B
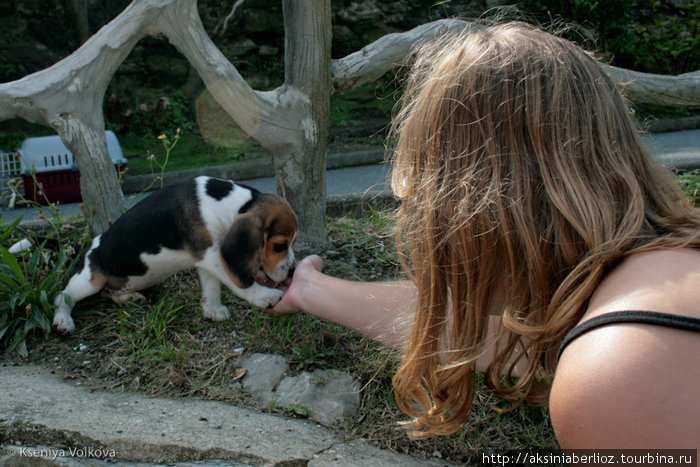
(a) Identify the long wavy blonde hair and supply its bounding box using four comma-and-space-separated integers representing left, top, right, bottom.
389, 21, 700, 438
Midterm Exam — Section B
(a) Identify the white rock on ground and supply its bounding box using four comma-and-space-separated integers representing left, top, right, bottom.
235, 353, 361, 426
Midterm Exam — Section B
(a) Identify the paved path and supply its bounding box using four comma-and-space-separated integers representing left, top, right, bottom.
644, 128, 700, 170
0, 160, 394, 225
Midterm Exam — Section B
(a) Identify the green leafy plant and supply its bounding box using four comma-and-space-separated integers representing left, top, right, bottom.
0, 226, 79, 356
329, 81, 397, 128
622, 1, 699, 74
0, 176, 90, 356
0, 215, 21, 245
282, 404, 309, 417
107, 90, 195, 138
155, 128, 180, 187
0, 133, 25, 153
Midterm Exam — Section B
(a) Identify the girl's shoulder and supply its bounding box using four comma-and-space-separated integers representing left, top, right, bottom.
549, 248, 700, 449
583, 247, 700, 322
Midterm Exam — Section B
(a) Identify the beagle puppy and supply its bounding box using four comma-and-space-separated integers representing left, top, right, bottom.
53, 176, 297, 334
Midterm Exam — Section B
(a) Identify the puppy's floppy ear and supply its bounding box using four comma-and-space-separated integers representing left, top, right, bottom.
220, 213, 263, 288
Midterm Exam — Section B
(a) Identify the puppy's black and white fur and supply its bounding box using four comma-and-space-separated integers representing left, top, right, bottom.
53, 176, 297, 334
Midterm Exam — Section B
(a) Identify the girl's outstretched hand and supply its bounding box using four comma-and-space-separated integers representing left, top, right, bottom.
265, 254, 324, 314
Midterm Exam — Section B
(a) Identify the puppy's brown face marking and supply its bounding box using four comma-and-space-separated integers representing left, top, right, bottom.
260, 198, 298, 279
220, 194, 298, 288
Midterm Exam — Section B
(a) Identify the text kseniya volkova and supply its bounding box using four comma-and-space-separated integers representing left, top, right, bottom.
11, 446, 117, 460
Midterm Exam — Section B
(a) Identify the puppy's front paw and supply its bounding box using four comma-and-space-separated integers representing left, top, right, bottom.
250, 287, 285, 309
203, 303, 231, 321
53, 311, 75, 335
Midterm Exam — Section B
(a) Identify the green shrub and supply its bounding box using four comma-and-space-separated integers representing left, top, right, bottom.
623, 1, 699, 75
329, 81, 397, 127
0, 220, 80, 356
521, 0, 699, 74
107, 90, 195, 139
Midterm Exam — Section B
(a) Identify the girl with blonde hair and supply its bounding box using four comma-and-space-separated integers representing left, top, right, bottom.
270, 22, 700, 448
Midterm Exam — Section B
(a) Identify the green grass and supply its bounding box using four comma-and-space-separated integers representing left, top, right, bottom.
4, 170, 700, 462
679, 169, 700, 206
120, 129, 263, 176
117, 300, 186, 361
118, 82, 397, 176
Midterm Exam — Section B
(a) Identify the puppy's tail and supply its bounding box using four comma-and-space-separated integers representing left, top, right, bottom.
8, 236, 83, 259
8, 238, 34, 254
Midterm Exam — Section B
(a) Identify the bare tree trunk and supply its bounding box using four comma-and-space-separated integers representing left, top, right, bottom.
180, 67, 203, 99
149, 0, 331, 249
332, 19, 479, 92
331, 19, 700, 109
273, 0, 332, 250
61, 119, 124, 233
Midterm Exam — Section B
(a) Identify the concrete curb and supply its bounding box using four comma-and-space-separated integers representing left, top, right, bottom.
0, 364, 449, 466
642, 115, 700, 133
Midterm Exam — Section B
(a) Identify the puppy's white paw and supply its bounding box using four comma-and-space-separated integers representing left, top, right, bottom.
53, 311, 75, 335
250, 288, 285, 309
203, 303, 231, 321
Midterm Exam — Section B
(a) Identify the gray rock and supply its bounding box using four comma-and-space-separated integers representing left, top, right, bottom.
337, 1, 381, 22
236, 353, 288, 397
273, 369, 361, 426
240, 8, 282, 34
235, 353, 362, 426
226, 39, 257, 57
258, 45, 278, 56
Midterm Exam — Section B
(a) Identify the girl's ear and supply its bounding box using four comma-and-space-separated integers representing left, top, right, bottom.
220, 213, 264, 288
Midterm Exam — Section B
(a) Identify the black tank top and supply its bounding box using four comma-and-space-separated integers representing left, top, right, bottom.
558, 310, 700, 362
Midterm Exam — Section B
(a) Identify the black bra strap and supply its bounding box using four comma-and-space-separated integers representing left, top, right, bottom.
558, 310, 700, 362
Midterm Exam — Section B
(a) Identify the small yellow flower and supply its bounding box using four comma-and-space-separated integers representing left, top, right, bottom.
158, 134, 167, 140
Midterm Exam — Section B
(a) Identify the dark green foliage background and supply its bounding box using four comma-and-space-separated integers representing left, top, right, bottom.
0, 1, 697, 157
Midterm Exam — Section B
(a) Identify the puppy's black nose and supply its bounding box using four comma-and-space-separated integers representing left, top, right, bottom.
287, 265, 295, 278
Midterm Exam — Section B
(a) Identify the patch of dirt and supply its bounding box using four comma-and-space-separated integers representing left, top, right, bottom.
3, 215, 411, 428
19, 219, 401, 404
3, 212, 557, 465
